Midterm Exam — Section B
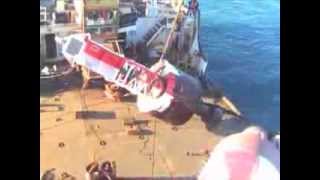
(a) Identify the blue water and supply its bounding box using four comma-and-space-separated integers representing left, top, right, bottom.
199, 0, 280, 132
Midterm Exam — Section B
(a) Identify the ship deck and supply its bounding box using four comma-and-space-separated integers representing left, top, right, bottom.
40, 74, 224, 178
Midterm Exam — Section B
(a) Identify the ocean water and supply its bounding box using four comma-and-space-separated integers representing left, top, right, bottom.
198, 0, 280, 131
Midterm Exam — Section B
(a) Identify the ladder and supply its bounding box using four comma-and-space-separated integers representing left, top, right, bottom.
143, 18, 167, 45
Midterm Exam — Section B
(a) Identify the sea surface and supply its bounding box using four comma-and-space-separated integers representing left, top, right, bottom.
198, 0, 280, 131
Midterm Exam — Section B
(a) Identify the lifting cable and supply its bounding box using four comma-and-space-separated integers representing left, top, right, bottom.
159, 0, 185, 63
151, 1, 185, 177
79, 88, 103, 162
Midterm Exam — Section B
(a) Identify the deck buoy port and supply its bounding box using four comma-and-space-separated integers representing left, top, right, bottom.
100, 140, 106, 146
139, 135, 144, 140
172, 126, 178, 131
58, 142, 65, 148
204, 150, 209, 155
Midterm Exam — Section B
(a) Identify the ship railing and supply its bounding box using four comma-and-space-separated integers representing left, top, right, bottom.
143, 17, 167, 46
119, 21, 136, 28
146, 25, 166, 46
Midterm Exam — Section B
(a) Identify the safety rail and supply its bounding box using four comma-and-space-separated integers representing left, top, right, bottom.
146, 25, 166, 47
143, 18, 167, 45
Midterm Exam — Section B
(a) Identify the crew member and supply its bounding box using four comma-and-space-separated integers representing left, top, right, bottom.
99, 161, 115, 180
85, 162, 100, 180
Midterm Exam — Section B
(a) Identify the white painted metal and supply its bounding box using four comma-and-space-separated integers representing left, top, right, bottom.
40, 6, 47, 23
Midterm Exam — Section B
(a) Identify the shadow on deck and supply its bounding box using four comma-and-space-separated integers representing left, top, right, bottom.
75, 111, 116, 120
152, 103, 251, 137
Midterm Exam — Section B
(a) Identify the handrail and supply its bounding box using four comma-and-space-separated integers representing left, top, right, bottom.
159, 0, 184, 62
146, 25, 165, 47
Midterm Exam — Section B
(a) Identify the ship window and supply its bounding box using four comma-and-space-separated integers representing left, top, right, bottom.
66, 38, 83, 55
119, 13, 137, 27
86, 9, 116, 26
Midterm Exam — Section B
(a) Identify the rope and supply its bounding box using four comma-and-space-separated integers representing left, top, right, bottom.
155, 146, 175, 177
159, 0, 185, 62
151, 117, 157, 177
79, 89, 102, 162
79, 89, 104, 142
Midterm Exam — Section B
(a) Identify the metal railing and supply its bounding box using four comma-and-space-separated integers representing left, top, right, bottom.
146, 25, 166, 46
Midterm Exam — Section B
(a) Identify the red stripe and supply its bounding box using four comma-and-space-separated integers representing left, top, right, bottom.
84, 40, 105, 59
100, 51, 125, 69
164, 73, 176, 96
83, 40, 175, 98
146, 72, 157, 83
123, 61, 176, 97
84, 40, 125, 69
125, 60, 158, 84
